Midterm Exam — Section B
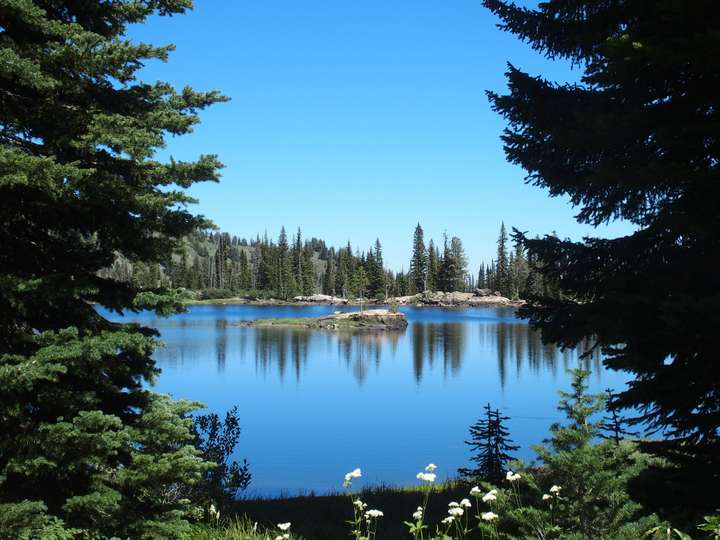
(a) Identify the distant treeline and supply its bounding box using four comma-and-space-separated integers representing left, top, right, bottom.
103, 224, 554, 300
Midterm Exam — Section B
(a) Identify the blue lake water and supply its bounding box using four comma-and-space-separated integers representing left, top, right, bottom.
99, 304, 627, 497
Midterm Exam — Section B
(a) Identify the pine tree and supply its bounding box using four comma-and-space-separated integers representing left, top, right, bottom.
302, 244, 315, 295
449, 236, 468, 291
0, 2, 226, 537
459, 404, 518, 485
486, 0, 720, 501
427, 239, 439, 291
495, 223, 510, 297
368, 238, 386, 299
409, 223, 427, 293
322, 259, 336, 296
478, 263, 486, 290
238, 250, 252, 290
600, 388, 637, 446
277, 226, 294, 299
532, 370, 643, 538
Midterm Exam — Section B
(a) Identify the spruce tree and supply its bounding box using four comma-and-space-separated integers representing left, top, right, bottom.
322, 259, 336, 296
368, 238, 386, 299
459, 404, 518, 485
0, 1, 226, 537
495, 222, 510, 297
426, 239, 439, 291
486, 0, 720, 500
449, 236, 468, 291
409, 223, 427, 293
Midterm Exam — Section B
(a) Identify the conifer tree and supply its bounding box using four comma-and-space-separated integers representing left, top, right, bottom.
369, 238, 386, 299
449, 236, 468, 291
0, 1, 226, 537
427, 239, 439, 291
409, 223, 427, 293
459, 403, 518, 485
277, 227, 294, 299
495, 222, 510, 297
322, 259, 336, 296
486, 0, 720, 500
301, 245, 315, 295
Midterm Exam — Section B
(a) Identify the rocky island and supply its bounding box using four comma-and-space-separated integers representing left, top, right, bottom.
239, 309, 408, 331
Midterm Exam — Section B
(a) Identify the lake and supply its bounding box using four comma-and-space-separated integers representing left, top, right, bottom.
99, 304, 627, 497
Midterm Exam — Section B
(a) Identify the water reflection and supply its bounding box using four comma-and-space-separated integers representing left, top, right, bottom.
242, 321, 600, 386
254, 328, 310, 381
102, 305, 621, 495
336, 331, 401, 385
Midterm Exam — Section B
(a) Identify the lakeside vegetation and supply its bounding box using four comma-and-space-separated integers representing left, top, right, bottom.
102, 222, 550, 304
2, 0, 719, 539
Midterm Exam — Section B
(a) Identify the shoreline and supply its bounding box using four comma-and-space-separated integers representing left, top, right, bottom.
186, 291, 524, 309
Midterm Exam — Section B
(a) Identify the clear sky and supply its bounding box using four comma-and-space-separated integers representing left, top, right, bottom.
129, 0, 631, 272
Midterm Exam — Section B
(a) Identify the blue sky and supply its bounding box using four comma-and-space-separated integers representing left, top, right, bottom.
129, 0, 631, 272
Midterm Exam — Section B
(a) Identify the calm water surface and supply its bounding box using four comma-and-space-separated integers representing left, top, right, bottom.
100, 304, 627, 496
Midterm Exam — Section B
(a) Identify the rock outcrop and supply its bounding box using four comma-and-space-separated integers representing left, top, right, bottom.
241, 309, 408, 331
293, 294, 348, 305
317, 309, 407, 330
387, 290, 517, 307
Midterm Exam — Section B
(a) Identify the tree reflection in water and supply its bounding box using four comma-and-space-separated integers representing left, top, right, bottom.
248, 321, 600, 386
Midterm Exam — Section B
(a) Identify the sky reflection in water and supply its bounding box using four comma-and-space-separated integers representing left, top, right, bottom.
100, 304, 627, 496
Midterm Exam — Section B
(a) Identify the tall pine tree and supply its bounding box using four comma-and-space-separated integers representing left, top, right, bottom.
0, 1, 226, 537
409, 223, 427, 293
486, 0, 720, 507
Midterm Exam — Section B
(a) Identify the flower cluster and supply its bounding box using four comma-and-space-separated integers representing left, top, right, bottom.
482, 489, 498, 503
543, 484, 562, 501
343, 467, 362, 488
274, 522, 291, 540
506, 470, 522, 482
416, 463, 437, 483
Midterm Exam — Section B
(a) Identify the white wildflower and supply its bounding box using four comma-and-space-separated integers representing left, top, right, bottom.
448, 501, 460, 508
506, 470, 521, 482
448, 507, 464, 517
481, 511, 499, 521
425, 463, 437, 472
412, 507, 423, 520
470, 486, 482, 496
460, 498, 472, 508
549, 485, 562, 494
354, 499, 365, 508
365, 509, 384, 519
277, 522, 291, 531
343, 468, 362, 487
542, 494, 552, 500
482, 489, 497, 503
441, 516, 454, 525
416, 472, 436, 483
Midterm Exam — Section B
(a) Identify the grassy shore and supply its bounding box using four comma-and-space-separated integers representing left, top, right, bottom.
187, 482, 470, 540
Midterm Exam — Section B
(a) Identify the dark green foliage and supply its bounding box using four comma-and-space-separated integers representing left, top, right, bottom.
409, 223, 428, 293
189, 407, 251, 509
0, 1, 226, 537
426, 239, 440, 291
600, 388, 638, 445
438, 234, 468, 292
485, 0, 720, 507
531, 369, 647, 538
459, 403, 518, 485
495, 222, 511, 296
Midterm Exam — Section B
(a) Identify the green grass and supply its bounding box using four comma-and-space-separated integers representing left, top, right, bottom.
224, 482, 471, 540
185, 517, 301, 540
